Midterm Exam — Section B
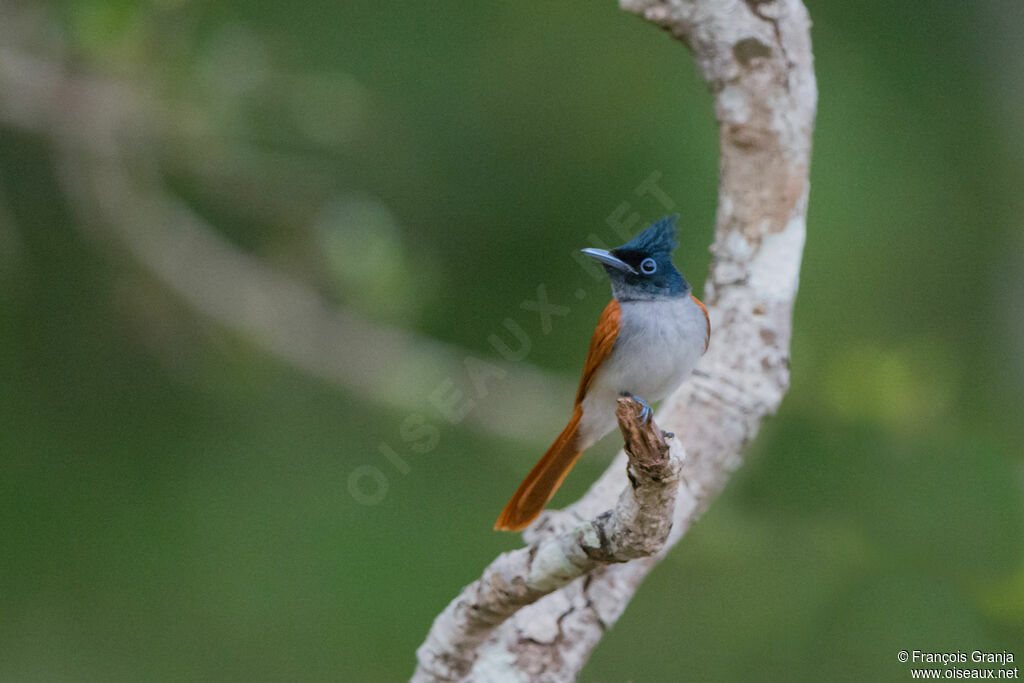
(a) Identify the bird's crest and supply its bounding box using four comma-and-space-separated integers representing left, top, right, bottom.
617, 215, 679, 255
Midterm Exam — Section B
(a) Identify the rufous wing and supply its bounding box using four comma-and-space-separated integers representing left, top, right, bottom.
575, 299, 622, 403
494, 300, 621, 532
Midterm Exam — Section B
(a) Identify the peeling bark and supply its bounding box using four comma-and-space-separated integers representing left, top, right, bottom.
413, 398, 684, 681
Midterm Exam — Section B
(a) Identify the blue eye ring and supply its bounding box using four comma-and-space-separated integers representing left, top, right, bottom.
640, 257, 657, 275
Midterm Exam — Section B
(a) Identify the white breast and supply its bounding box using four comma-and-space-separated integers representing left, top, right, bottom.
577, 296, 707, 449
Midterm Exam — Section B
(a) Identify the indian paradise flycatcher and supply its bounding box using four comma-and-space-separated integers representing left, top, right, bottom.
495, 215, 709, 531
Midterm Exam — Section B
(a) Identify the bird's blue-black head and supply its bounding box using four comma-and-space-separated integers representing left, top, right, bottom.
582, 215, 689, 302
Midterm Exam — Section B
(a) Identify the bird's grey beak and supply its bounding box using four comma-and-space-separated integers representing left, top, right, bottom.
580, 248, 637, 274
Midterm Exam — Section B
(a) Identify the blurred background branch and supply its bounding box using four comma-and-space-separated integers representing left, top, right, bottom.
0, 5, 571, 443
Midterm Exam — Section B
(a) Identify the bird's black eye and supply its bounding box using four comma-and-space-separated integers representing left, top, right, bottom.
640, 257, 657, 275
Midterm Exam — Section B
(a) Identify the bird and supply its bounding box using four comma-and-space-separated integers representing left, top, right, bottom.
494, 215, 709, 532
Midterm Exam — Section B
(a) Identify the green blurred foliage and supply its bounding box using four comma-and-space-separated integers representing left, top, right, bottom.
1, 0, 1022, 680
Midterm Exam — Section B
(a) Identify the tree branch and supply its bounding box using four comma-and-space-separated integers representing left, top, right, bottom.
414, 0, 816, 679
412, 398, 683, 681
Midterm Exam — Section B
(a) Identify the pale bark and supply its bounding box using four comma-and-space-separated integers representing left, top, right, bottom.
413, 0, 817, 679
413, 398, 682, 682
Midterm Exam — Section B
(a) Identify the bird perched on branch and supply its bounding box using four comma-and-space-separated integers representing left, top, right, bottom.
495, 215, 709, 531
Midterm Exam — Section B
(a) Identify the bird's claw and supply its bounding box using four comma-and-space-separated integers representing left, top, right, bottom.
621, 392, 653, 423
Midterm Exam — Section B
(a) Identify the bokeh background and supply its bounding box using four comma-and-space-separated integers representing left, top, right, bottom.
2, 0, 1022, 680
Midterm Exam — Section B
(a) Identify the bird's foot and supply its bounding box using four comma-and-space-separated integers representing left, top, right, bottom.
620, 392, 653, 423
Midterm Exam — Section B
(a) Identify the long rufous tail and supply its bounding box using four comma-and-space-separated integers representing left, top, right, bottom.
494, 406, 584, 531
